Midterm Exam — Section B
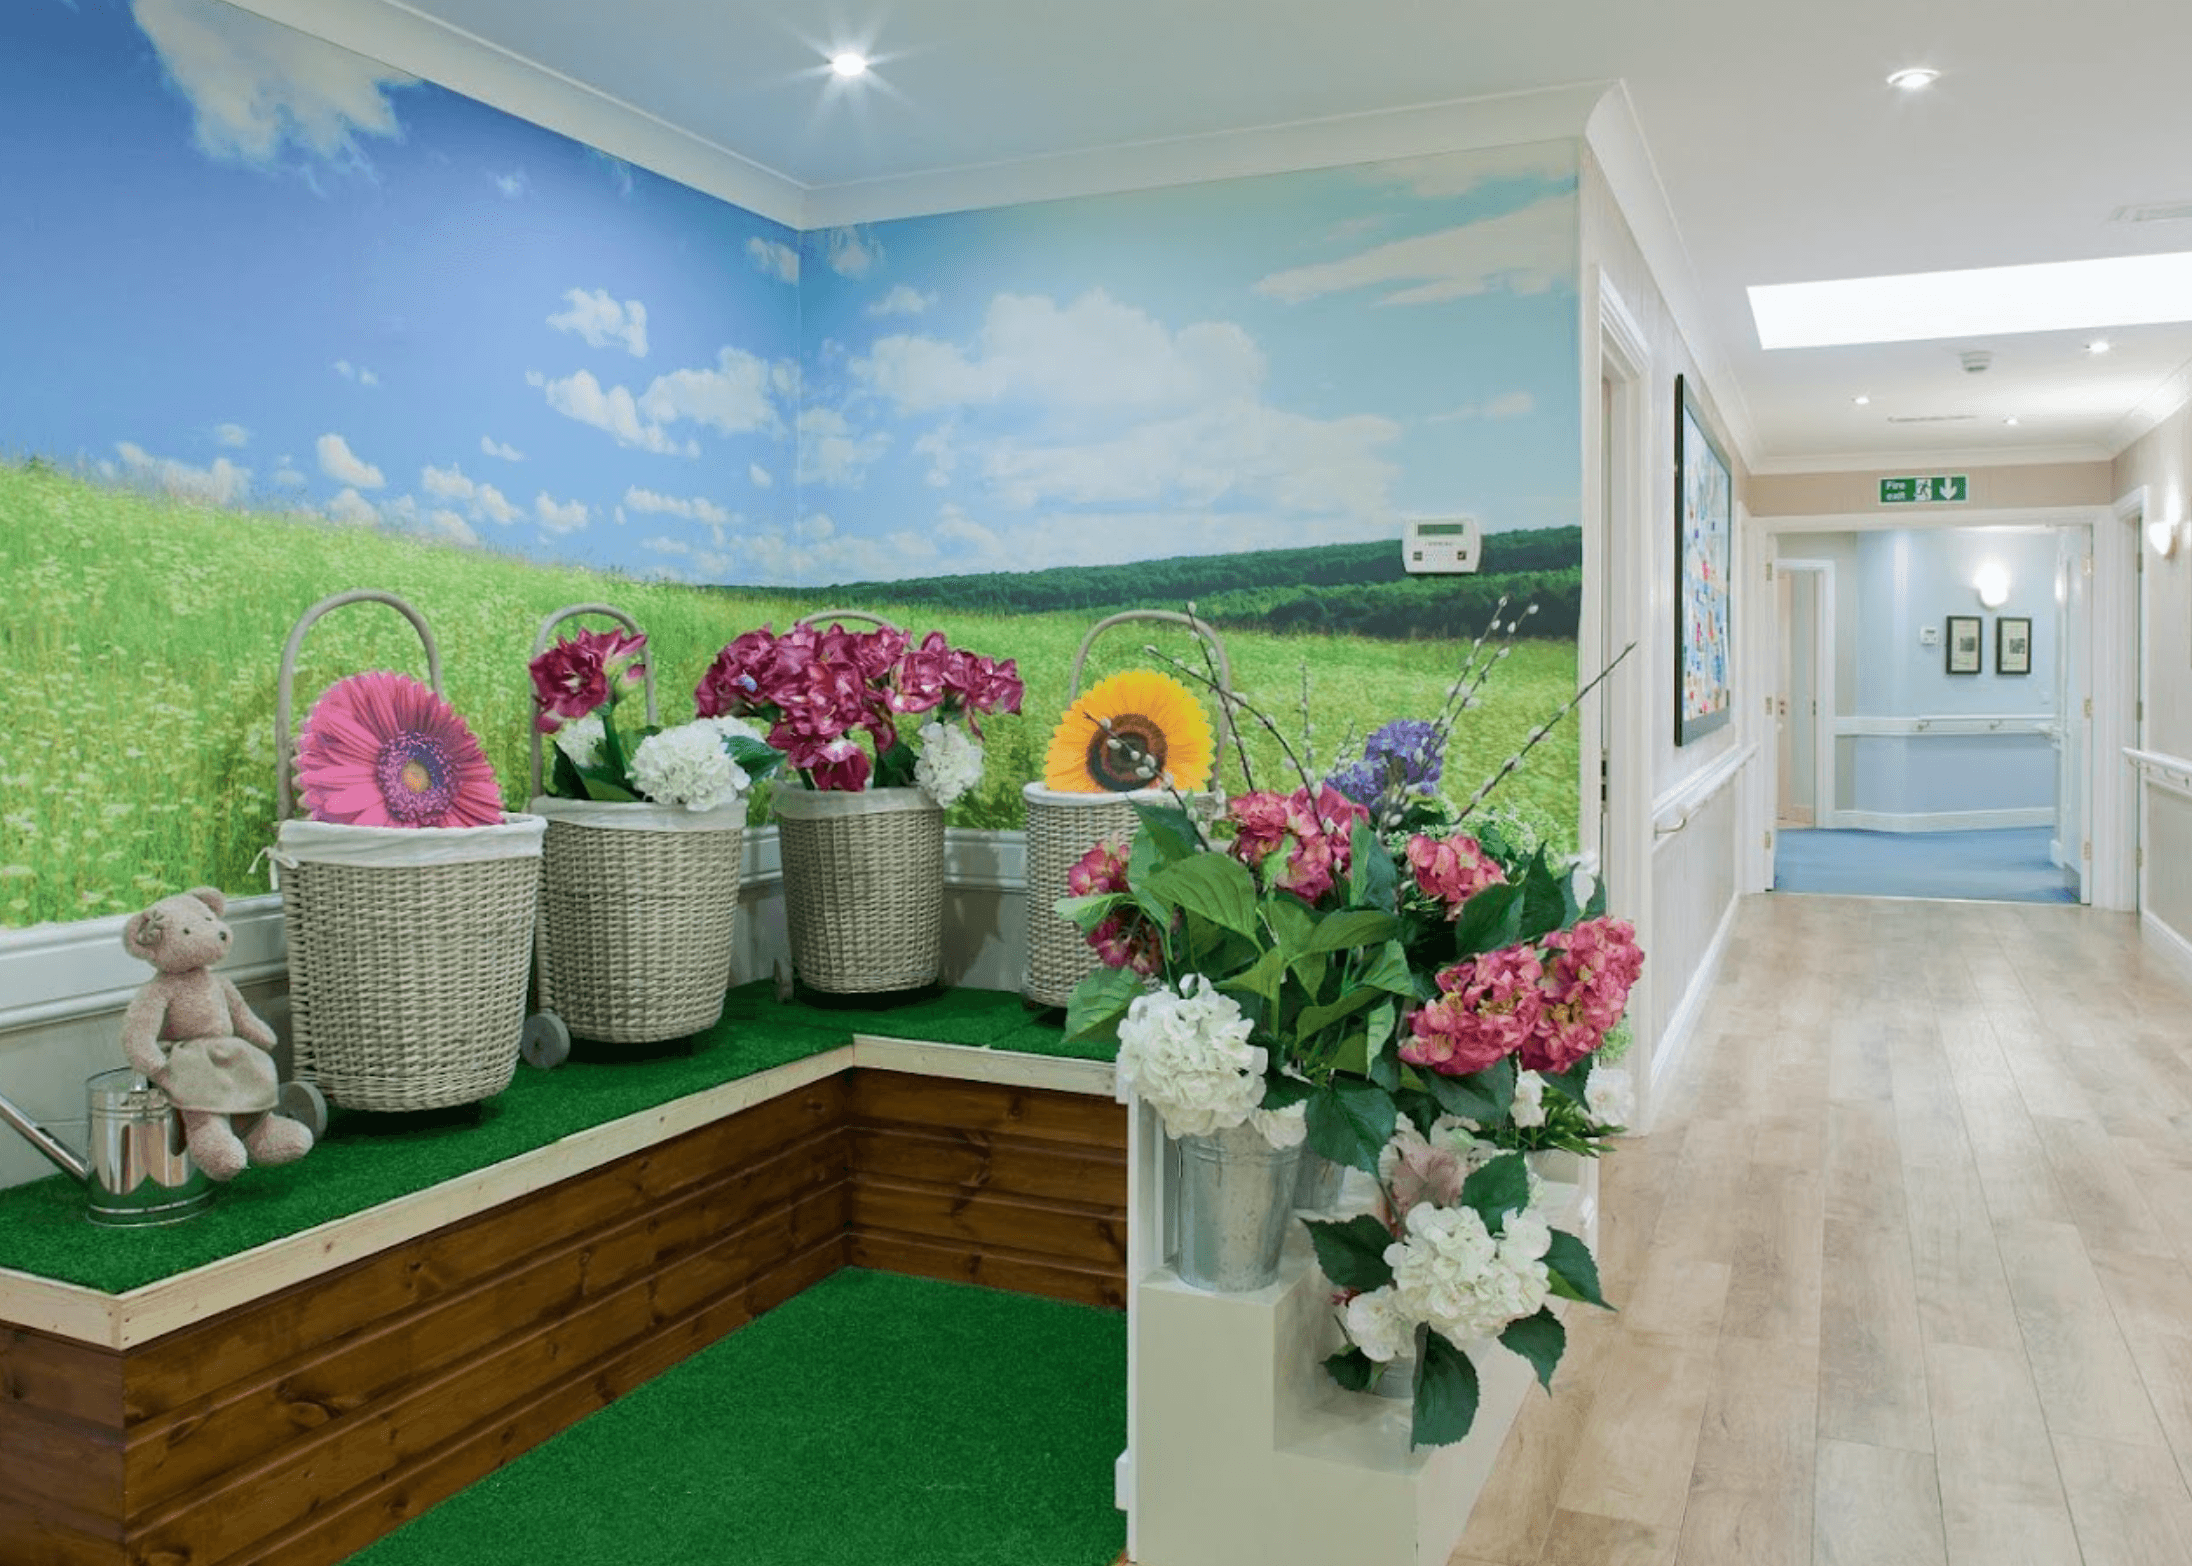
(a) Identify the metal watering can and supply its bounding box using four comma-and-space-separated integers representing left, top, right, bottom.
0, 1070, 213, 1226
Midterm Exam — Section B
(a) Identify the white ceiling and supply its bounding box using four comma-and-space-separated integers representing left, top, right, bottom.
288, 0, 2192, 472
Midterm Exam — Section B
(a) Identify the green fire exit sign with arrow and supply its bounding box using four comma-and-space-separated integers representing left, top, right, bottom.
1879, 475, 1968, 504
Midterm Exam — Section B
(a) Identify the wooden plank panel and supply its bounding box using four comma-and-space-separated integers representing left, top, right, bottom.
847, 1124, 1125, 1208
0, 1407, 124, 1524
847, 1231, 1126, 1310
1, 1326, 125, 1427
848, 1070, 1125, 1149
0, 1491, 123, 1566
127, 1183, 847, 1566
125, 1080, 844, 1420
850, 1177, 1127, 1270
123, 1125, 848, 1515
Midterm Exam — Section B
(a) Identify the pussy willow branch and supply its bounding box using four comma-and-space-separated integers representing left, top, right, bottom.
1453, 640, 1637, 823
1144, 644, 1323, 801
1182, 601, 1255, 794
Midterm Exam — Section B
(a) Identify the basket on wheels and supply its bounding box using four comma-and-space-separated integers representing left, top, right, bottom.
773, 609, 943, 997
272, 590, 544, 1114
1022, 610, 1240, 1009
528, 603, 746, 1056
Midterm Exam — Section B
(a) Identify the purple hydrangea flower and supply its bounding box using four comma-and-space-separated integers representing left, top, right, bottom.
1326, 718, 1443, 809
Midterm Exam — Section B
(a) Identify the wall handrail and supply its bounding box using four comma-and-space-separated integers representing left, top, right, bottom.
1652, 741, 1757, 840
1835, 713, 2057, 738
2126, 747, 2192, 801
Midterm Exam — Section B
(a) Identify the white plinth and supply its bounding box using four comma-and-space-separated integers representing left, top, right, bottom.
1119, 1098, 1598, 1566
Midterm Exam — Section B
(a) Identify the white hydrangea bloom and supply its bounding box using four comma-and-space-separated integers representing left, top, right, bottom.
1383, 1201, 1553, 1346
629, 721, 751, 812
1586, 1067, 1634, 1127
1343, 1285, 1416, 1363
551, 713, 606, 770
1114, 975, 1266, 1140
1248, 1099, 1308, 1150
1511, 1071, 1548, 1129
914, 720, 985, 808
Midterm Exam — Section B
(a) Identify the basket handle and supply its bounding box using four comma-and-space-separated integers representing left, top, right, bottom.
795, 608, 903, 633
1068, 609, 1249, 783
276, 590, 441, 822
527, 603, 661, 797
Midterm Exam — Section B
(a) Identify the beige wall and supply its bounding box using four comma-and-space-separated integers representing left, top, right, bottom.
2113, 405, 2192, 762
1752, 462, 2113, 518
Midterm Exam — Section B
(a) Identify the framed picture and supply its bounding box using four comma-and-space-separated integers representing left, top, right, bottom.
1997, 615, 2032, 675
1674, 375, 1733, 745
1946, 615, 1983, 675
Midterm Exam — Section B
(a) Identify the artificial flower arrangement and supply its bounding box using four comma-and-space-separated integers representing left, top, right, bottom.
692, 621, 1022, 808
1062, 604, 1639, 1447
295, 671, 505, 828
531, 625, 783, 810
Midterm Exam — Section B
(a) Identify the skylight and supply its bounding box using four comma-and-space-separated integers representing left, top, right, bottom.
1749, 252, 2192, 349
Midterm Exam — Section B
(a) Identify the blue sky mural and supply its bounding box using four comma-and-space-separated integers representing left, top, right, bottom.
0, 0, 1578, 589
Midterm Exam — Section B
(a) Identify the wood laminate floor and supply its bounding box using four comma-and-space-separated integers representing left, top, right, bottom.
1452, 892, 2192, 1566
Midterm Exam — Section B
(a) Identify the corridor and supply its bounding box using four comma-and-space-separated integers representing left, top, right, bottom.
1453, 893, 2192, 1565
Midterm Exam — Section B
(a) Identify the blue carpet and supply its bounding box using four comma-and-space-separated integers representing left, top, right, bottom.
1774, 826, 2080, 904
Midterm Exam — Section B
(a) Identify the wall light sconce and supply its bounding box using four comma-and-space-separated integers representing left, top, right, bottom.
2148, 516, 2181, 559
1974, 561, 2011, 607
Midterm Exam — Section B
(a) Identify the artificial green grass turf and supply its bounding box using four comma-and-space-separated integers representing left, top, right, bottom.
0, 985, 1090, 1294
343, 1269, 1128, 1566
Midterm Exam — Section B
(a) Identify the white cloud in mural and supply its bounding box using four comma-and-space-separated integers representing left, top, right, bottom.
133, 0, 412, 169
747, 238, 800, 285
825, 227, 884, 279
213, 422, 250, 448
427, 508, 481, 546
114, 441, 251, 506
1369, 144, 1575, 200
912, 425, 959, 487
797, 406, 889, 489
749, 463, 774, 489
421, 462, 520, 525
492, 170, 528, 198
933, 504, 1000, 555
325, 487, 377, 526
333, 360, 379, 386
535, 492, 590, 534
624, 486, 730, 524
474, 482, 520, 525
317, 432, 384, 489
636, 348, 782, 437
271, 461, 307, 489
1431, 391, 1537, 423
479, 436, 523, 462
1251, 195, 1572, 306
868, 285, 937, 318
643, 535, 691, 557
548, 288, 649, 358
529, 369, 697, 457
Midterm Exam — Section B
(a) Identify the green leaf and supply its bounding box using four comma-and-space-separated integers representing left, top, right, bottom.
1545, 1229, 1610, 1309
1358, 939, 1418, 997
1460, 1151, 1530, 1232
575, 763, 639, 803
1295, 986, 1382, 1041
873, 737, 919, 790
1306, 1214, 1397, 1292
1395, 1086, 1442, 1136
1540, 1055, 1593, 1106
1499, 1307, 1566, 1392
1127, 828, 1173, 902
1132, 801, 1205, 863
1263, 895, 1319, 957
723, 733, 784, 782
598, 706, 632, 782
1411, 1330, 1481, 1449
1364, 1003, 1401, 1091
1325, 1346, 1378, 1393
1451, 882, 1524, 960
1306, 1077, 1398, 1176
1063, 966, 1143, 1046
1053, 891, 1127, 934
1475, 1056, 1518, 1117
1348, 820, 1398, 911
1418, 1070, 1500, 1124
1584, 877, 1608, 920
548, 746, 589, 801
1516, 850, 1568, 944
1301, 909, 1400, 955
1260, 1074, 1315, 1112
1147, 852, 1261, 940
1217, 947, 1287, 1008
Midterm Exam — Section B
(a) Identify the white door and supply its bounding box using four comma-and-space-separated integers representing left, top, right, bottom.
2053, 530, 2089, 900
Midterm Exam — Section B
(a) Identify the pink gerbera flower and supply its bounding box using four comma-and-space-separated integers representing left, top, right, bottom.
296, 672, 504, 829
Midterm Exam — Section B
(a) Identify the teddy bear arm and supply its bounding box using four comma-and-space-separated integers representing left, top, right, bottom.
220, 975, 278, 1050
120, 989, 172, 1079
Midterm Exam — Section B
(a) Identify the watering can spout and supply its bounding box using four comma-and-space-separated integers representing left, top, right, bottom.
0, 1089, 92, 1183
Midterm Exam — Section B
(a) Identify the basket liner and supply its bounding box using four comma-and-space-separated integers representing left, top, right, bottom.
529, 796, 748, 833
273, 813, 545, 871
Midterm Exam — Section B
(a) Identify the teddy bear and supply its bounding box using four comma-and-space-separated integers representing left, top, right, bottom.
120, 887, 314, 1182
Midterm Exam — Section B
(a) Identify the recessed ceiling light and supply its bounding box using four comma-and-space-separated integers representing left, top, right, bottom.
1750, 251, 2192, 349
1887, 67, 1940, 90
2004, 416, 2021, 426
828, 51, 869, 78
1853, 394, 1872, 405
2087, 338, 2113, 355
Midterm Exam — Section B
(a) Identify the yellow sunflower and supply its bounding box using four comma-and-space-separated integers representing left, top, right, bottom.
1045, 670, 1215, 793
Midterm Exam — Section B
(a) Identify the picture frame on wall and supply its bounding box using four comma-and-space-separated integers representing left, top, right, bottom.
1674, 374, 1734, 744
1946, 614, 1984, 675
1997, 615, 2032, 675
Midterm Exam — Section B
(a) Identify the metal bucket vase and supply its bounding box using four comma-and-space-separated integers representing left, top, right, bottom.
1172, 1121, 1304, 1292
1293, 1150, 1347, 1213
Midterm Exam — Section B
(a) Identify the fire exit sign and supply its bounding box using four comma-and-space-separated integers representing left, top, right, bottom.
1879, 475, 1968, 504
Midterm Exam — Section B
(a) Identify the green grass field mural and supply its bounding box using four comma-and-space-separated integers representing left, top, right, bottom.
0, 462, 1580, 929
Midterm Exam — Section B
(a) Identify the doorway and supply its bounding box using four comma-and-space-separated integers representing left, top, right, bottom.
1774, 561, 1830, 830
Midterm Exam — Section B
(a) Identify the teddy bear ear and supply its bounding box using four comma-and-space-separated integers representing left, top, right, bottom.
124, 910, 164, 958
187, 886, 227, 916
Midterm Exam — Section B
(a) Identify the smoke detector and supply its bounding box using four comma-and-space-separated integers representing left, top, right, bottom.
1960, 349, 1994, 374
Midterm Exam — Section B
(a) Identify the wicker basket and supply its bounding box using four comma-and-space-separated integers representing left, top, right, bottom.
1021, 611, 1242, 1008
774, 783, 944, 994
526, 604, 748, 1047
272, 590, 544, 1113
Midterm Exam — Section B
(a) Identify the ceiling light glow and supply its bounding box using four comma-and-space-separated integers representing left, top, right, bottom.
1750, 252, 2192, 349
1887, 67, 1940, 90
1853, 394, 1871, 405
2087, 338, 2113, 355
828, 51, 869, 78
2004, 416, 2020, 426
1974, 562, 2011, 608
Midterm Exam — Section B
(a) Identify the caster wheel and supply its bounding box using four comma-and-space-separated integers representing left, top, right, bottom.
522, 1012, 571, 1070
278, 1080, 330, 1139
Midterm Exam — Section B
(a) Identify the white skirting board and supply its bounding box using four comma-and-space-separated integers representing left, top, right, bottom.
2142, 909, 2192, 989
1647, 890, 1740, 1124
1827, 807, 2054, 833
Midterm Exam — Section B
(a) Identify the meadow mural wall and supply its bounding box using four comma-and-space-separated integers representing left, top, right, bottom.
0, 0, 1585, 931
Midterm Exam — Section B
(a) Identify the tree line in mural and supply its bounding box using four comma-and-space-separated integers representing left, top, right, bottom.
760, 529, 1584, 642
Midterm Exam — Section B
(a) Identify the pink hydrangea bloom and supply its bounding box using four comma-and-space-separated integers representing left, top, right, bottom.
1406, 834, 1507, 917
1399, 946, 1545, 1076
1226, 784, 1368, 905
1067, 839, 1131, 897
1091, 913, 1163, 976
1523, 917, 1644, 1072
